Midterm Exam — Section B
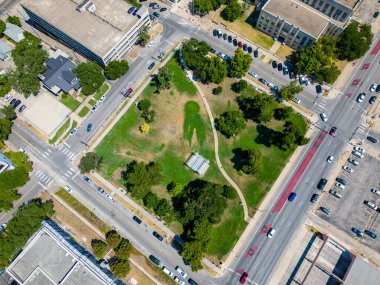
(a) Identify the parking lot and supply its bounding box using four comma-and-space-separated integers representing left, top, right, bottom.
317, 146, 380, 252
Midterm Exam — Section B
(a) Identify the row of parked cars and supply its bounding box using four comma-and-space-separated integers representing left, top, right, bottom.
5, 94, 26, 113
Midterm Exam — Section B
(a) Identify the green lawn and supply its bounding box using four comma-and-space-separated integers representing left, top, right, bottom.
167, 56, 197, 95
60, 94, 81, 111
49, 119, 71, 144
56, 189, 111, 233
88, 99, 97, 107
94, 83, 109, 100
183, 101, 206, 145
78, 106, 90, 117
59, 120, 77, 144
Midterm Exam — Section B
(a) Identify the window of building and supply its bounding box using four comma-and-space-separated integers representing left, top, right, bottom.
322, 3, 329, 13
263, 27, 267, 31
266, 19, 269, 22
311, 0, 317, 7
261, 16, 265, 20
328, 6, 335, 16
258, 24, 262, 28
296, 35, 300, 39
317, 0, 324, 8
268, 30, 272, 33
282, 28, 289, 34
341, 12, 348, 21
277, 23, 281, 28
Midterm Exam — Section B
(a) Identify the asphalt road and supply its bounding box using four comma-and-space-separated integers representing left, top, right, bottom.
223, 35, 380, 285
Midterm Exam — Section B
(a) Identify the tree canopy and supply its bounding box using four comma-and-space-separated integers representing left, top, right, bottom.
78, 152, 102, 173
222, 0, 241, 22
0, 117, 12, 142
114, 238, 132, 259
280, 80, 304, 100
106, 230, 122, 248
181, 39, 210, 70
279, 120, 309, 149
337, 22, 373, 61
237, 91, 277, 123
91, 239, 107, 259
7, 16, 21, 27
105, 60, 129, 80
109, 258, 130, 279
154, 66, 173, 92
240, 148, 263, 175
197, 56, 228, 84
229, 48, 252, 78
215, 110, 246, 138
123, 161, 163, 199
194, 0, 225, 15
0, 75, 10, 97
74, 62, 105, 95
138, 25, 150, 47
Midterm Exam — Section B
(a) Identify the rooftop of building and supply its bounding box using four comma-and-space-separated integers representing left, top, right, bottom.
343, 257, 380, 285
20, 0, 148, 57
4, 22, 25, 42
336, 0, 359, 9
263, 0, 344, 38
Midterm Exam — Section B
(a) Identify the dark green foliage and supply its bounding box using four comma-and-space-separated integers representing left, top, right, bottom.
78, 152, 102, 173
175, 180, 227, 224
154, 198, 174, 221
7, 16, 21, 27
0, 167, 29, 210
10, 34, 48, 96
274, 106, 294, 120
0, 117, 12, 142
141, 109, 156, 123
294, 37, 340, 84
109, 258, 130, 279
194, 0, 225, 15
222, 185, 237, 199
221, 0, 241, 22
215, 110, 246, 138
229, 48, 252, 78
279, 120, 308, 149
143, 192, 160, 209
91, 239, 107, 259
105, 60, 129, 80
237, 91, 277, 123
138, 99, 151, 111
197, 57, 228, 84
0, 200, 54, 268
126, 0, 142, 8
212, 86, 223, 95
114, 238, 132, 259
231, 79, 248, 93
167, 181, 184, 196
337, 23, 373, 61
240, 148, 263, 175
123, 161, 163, 199
0, 75, 10, 97
154, 66, 173, 92
74, 62, 105, 95
0, 20, 5, 33
279, 81, 303, 100
106, 230, 122, 248
1, 105, 16, 121
181, 39, 210, 71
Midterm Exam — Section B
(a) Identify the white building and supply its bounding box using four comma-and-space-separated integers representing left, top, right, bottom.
185, 153, 210, 175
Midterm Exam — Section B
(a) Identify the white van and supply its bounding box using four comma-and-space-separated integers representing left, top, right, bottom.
267, 228, 276, 238
162, 266, 174, 277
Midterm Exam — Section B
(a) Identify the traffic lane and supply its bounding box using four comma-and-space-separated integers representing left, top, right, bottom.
67, 176, 207, 284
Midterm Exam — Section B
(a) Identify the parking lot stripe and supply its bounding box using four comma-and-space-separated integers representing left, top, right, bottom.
44, 151, 49, 156
47, 180, 53, 186
35, 170, 41, 176
42, 154, 47, 158
45, 178, 52, 184
43, 176, 49, 182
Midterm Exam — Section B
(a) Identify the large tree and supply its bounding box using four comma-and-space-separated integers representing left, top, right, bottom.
154, 66, 173, 92
181, 39, 210, 71
7, 16, 21, 27
197, 56, 227, 84
0, 117, 12, 142
1, 105, 16, 121
237, 91, 277, 123
240, 148, 263, 175
280, 80, 304, 100
78, 152, 102, 173
91, 239, 107, 259
106, 230, 122, 248
138, 25, 150, 47
337, 22, 373, 61
114, 238, 132, 259
229, 48, 252, 78
105, 60, 129, 80
0, 75, 10, 97
74, 61, 105, 95
280, 120, 309, 149
222, 0, 241, 22
215, 110, 246, 138
109, 258, 130, 279
0, 20, 5, 34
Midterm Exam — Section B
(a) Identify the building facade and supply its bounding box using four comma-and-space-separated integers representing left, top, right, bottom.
21, 0, 150, 66
256, 0, 360, 50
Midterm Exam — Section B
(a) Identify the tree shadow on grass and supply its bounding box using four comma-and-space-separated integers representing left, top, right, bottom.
231, 148, 246, 172
255, 124, 281, 148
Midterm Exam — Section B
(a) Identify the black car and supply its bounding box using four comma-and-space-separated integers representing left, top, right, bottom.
233, 39, 238, 46
148, 62, 156, 70
310, 193, 320, 204
317, 178, 327, 190
160, 7, 167, 12
18, 105, 26, 113
228, 35, 232, 43
369, 96, 377, 104
83, 176, 92, 183
243, 43, 247, 51
210, 48, 216, 54
10, 98, 16, 105
127, 6, 135, 14
272, 61, 277, 68
278, 63, 283, 71
14, 100, 21, 108
152, 231, 164, 241
149, 14, 156, 20
97, 187, 105, 194
223, 33, 227, 40
289, 72, 296, 79
336, 177, 348, 185
153, 11, 160, 18
213, 29, 218, 37
253, 50, 259, 58
376, 85, 380, 93
188, 278, 199, 285
258, 78, 267, 85
367, 136, 378, 143
133, 215, 142, 224
139, 0, 147, 2
247, 46, 252, 53
149, 2, 157, 7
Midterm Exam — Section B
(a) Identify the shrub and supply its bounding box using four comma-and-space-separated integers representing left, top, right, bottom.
91, 239, 107, 259
106, 230, 122, 248
212, 86, 223, 95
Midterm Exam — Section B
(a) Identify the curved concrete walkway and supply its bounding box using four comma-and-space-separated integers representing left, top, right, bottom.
185, 70, 249, 222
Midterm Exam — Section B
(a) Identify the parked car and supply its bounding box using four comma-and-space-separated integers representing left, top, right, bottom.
247, 46, 252, 53
374, 11, 380, 18
288, 192, 297, 202
272, 61, 277, 68
336, 177, 348, 185
70, 127, 78, 136
342, 165, 353, 173
327, 155, 334, 163
18, 105, 26, 113
370, 83, 377, 92
258, 78, 267, 85
153, 231, 164, 241
352, 151, 364, 159
175, 266, 188, 278
5, 94, 12, 101
97, 187, 105, 194
238, 41, 243, 48
352, 227, 364, 237
223, 33, 227, 40
188, 279, 199, 285
253, 50, 259, 58
317, 178, 327, 190
293, 97, 301, 104
357, 93, 365, 103
329, 127, 337, 136
371, 188, 380, 196
311, 193, 320, 204
353, 146, 365, 153
364, 229, 377, 239
162, 266, 174, 277
150, 14, 156, 20
133, 215, 142, 224
14, 100, 21, 108
87, 123, 92, 132
124, 88, 133, 98
98, 95, 106, 103
289, 71, 296, 79
376, 85, 380, 93
153, 11, 160, 18
365, 200, 378, 210
228, 35, 233, 43
148, 62, 156, 70
367, 136, 378, 143
243, 43, 248, 51
132, 8, 139, 16
160, 7, 167, 12
320, 113, 328, 122
347, 158, 359, 166
83, 175, 91, 183
10, 98, 16, 105
149, 255, 161, 265
277, 63, 283, 71
283, 66, 289, 75
152, 4, 160, 9
64, 185, 73, 193
128, 6, 135, 13
210, 48, 216, 54
267, 228, 276, 238
320, 207, 330, 215
335, 183, 345, 190
248, 70, 258, 78
106, 194, 115, 202
91, 105, 98, 113
149, 2, 157, 7
369, 96, 377, 104
217, 29, 222, 38
240, 272, 248, 284
174, 276, 185, 285
316, 84, 323, 94
329, 190, 342, 198
233, 39, 238, 46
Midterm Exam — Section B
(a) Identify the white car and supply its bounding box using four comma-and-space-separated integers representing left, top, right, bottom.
357, 93, 365, 103
98, 96, 106, 103
342, 165, 353, 173
335, 183, 345, 190
162, 266, 174, 277
371, 188, 380, 196
5, 94, 12, 101
70, 128, 78, 136
293, 97, 301, 104
365, 201, 378, 210
353, 146, 365, 153
327, 156, 334, 163
267, 228, 276, 238
352, 151, 364, 159
174, 276, 185, 285
0, 223, 7, 232
175, 266, 187, 278
19, 148, 27, 154
64, 185, 73, 193
320, 113, 328, 122
370, 83, 377, 92
106, 194, 115, 202
248, 70, 258, 78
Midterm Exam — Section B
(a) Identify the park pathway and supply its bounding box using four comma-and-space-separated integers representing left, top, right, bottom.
185, 70, 249, 222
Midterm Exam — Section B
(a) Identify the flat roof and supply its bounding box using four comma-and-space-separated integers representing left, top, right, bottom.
263, 0, 337, 38
336, 0, 358, 9
21, 0, 145, 57
343, 257, 380, 285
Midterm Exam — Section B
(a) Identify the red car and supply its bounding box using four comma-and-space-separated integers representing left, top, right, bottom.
240, 272, 248, 284
124, 88, 133, 98
238, 41, 243, 48
329, 127, 337, 137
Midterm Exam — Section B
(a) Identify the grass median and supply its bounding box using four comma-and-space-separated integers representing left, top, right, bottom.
60, 93, 81, 111
94, 83, 109, 100
49, 119, 71, 144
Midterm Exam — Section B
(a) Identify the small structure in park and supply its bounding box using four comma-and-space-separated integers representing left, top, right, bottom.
185, 152, 209, 175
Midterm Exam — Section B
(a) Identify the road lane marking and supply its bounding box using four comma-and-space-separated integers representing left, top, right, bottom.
58, 145, 63, 150
72, 171, 80, 179
42, 154, 47, 158
70, 168, 75, 172
64, 142, 71, 147
64, 173, 70, 177
47, 149, 52, 153
40, 174, 45, 179
38, 182, 47, 190
71, 154, 77, 161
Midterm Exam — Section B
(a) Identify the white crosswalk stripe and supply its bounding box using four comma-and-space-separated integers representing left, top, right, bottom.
35, 171, 54, 188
